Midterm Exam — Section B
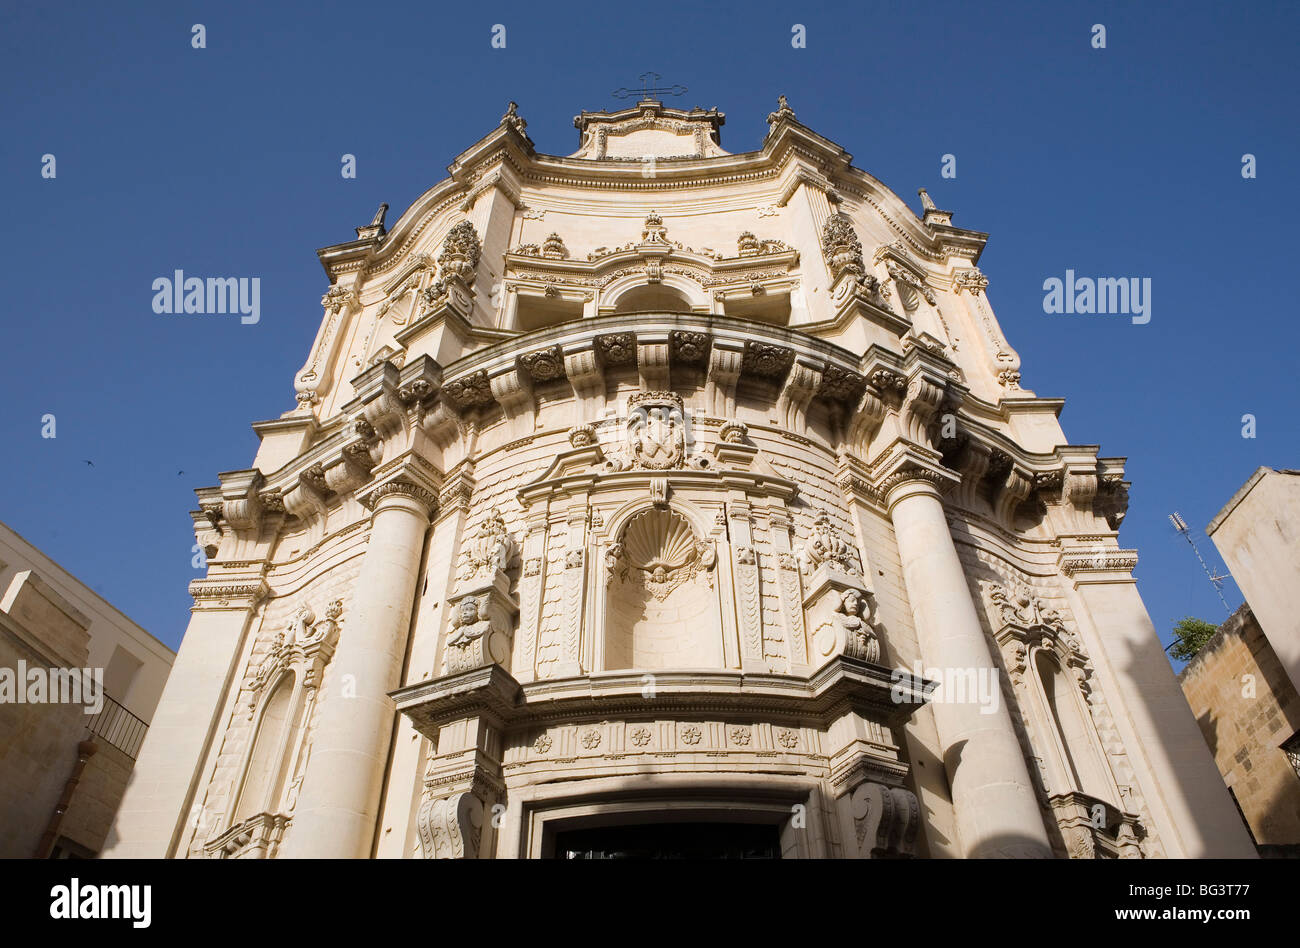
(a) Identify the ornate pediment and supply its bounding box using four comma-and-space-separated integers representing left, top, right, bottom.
571, 102, 727, 160
246, 599, 343, 710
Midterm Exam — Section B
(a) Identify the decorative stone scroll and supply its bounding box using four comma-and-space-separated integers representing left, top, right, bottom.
847, 782, 920, 858
416, 790, 485, 859
443, 510, 520, 675
245, 599, 343, 708
795, 510, 862, 577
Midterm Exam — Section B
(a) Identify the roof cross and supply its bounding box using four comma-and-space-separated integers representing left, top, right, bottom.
613, 71, 687, 100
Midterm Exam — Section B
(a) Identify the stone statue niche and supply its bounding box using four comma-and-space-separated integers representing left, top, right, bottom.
442, 509, 519, 675
603, 507, 720, 670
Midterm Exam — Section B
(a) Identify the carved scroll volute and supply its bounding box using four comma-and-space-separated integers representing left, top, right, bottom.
778, 360, 823, 431
294, 285, 357, 410
416, 791, 485, 859
994, 463, 1034, 526
845, 384, 888, 456
704, 343, 744, 418
1058, 467, 1102, 533
901, 373, 945, 448
848, 782, 920, 858
951, 439, 991, 509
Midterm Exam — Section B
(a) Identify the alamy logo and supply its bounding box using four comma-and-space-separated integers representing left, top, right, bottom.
50, 879, 151, 928
890, 663, 1001, 715
0, 661, 103, 714
1042, 269, 1150, 324
152, 270, 260, 324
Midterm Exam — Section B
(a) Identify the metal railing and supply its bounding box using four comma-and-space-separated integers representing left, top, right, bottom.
85, 694, 148, 759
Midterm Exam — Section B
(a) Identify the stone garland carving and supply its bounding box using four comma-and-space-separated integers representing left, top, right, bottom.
458, 509, 517, 581
734, 545, 763, 661
776, 553, 809, 667
795, 511, 862, 576
821, 214, 866, 280
556, 544, 585, 671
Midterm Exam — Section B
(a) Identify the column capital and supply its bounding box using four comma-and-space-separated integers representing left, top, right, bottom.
358, 452, 441, 517
869, 443, 959, 511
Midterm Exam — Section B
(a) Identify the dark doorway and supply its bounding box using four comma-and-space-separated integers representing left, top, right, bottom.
555, 821, 781, 859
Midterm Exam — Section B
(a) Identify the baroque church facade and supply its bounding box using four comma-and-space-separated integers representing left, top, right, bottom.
106, 97, 1255, 859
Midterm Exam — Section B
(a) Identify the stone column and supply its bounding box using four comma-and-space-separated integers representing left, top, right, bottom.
885, 474, 1052, 858
282, 481, 434, 858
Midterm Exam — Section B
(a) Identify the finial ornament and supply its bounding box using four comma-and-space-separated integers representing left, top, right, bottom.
500, 101, 527, 135
356, 202, 389, 240
767, 95, 797, 128
918, 188, 936, 211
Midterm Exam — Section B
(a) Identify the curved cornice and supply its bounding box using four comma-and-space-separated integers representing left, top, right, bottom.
317, 107, 983, 280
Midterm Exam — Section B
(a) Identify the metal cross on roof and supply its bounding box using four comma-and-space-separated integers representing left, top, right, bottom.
613, 71, 687, 100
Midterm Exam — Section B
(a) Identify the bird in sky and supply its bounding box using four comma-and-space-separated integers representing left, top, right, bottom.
82, 459, 94, 467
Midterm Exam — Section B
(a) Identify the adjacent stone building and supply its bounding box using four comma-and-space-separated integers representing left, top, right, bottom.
1179, 604, 1300, 855
0, 520, 173, 857
1208, 467, 1300, 697
106, 96, 1254, 859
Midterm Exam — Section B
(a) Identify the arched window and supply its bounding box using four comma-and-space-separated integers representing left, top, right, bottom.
613, 283, 692, 314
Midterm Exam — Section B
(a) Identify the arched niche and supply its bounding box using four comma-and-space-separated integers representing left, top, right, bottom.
233, 671, 299, 823
603, 506, 721, 670
1030, 648, 1117, 806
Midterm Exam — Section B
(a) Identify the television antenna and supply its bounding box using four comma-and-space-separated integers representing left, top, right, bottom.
1169, 511, 1232, 615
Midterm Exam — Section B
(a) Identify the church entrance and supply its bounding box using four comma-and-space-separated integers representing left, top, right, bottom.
554, 822, 781, 859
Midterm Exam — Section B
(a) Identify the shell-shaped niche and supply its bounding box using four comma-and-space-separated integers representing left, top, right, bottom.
605, 507, 721, 671
622, 508, 697, 571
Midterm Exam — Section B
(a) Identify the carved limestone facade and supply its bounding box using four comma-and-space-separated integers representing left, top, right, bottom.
106, 96, 1255, 860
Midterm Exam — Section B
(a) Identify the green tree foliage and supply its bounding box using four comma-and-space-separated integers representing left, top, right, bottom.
1169, 616, 1219, 662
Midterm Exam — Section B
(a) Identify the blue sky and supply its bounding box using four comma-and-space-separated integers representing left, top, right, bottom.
1, 0, 1295, 658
